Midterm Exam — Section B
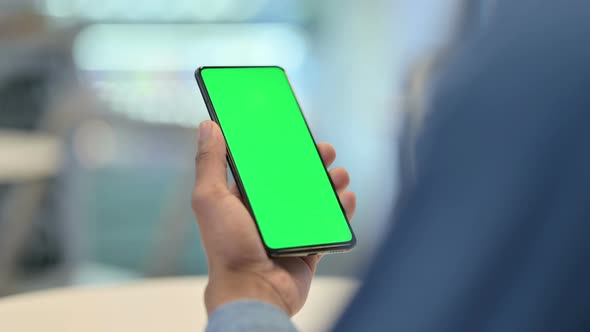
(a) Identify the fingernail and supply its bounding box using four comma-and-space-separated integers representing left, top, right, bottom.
198, 122, 212, 145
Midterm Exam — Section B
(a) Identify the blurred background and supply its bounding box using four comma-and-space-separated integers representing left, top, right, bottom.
0, 0, 471, 296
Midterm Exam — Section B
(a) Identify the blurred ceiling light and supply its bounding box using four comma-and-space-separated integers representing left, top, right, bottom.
73, 24, 308, 72
72, 23, 307, 127
40, 0, 268, 21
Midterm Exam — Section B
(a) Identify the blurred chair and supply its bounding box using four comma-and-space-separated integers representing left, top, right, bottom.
0, 12, 80, 295
0, 131, 62, 295
0, 11, 198, 289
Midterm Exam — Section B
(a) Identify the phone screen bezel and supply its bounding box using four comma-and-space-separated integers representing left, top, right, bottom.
195, 65, 356, 257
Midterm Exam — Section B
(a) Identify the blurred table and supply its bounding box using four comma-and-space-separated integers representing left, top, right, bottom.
0, 129, 62, 183
0, 276, 358, 332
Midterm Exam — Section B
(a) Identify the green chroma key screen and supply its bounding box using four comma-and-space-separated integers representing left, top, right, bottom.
199, 66, 353, 250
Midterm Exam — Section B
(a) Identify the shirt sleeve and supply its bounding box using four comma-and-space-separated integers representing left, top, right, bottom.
205, 300, 297, 332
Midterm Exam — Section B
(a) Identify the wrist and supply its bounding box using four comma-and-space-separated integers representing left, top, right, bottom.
205, 271, 290, 316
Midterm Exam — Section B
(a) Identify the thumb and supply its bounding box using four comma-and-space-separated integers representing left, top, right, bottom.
194, 120, 228, 196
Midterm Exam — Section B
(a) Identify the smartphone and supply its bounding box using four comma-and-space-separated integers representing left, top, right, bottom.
195, 66, 356, 257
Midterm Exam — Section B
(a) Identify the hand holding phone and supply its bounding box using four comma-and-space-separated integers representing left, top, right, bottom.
191, 120, 356, 315
195, 66, 356, 256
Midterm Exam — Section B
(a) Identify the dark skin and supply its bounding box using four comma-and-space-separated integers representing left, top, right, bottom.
191, 121, 357, 316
